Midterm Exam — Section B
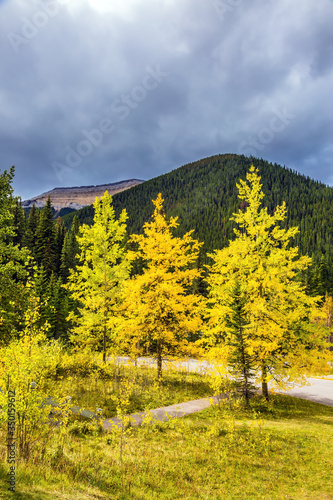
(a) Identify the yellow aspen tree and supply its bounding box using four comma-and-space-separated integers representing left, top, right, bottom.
66, 192, 131, 362
205, 166, 331, 399
120, 193, 204, 379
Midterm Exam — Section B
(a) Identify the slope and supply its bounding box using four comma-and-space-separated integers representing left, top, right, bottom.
61, 154, 333, 273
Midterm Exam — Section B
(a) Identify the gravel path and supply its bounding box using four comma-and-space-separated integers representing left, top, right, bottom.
102, 359, 333, 429
102, 376, 333, 430
103, 394, 225, 430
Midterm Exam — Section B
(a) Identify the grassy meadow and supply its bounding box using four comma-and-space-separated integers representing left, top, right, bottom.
0, 356, 332, 500
48, 356, 213, 419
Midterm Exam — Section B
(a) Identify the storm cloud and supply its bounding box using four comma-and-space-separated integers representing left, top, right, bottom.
1, 0, 333, 199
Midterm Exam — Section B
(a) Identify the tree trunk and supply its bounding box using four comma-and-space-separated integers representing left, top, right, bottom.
157, 355, 163, 381
157, 341, 162, 381
240, 329, 250, 406
243, 369, 250, 406
261, 362, 269, 400
135, 340, 140, 367
103, 321, 106, 364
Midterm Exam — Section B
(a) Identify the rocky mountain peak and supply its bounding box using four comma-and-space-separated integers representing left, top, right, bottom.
22, 179, 145, 211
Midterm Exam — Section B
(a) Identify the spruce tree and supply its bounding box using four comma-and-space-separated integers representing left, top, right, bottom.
44, 273, 69, 340
0, 166, 30, 344
55, 217, 66, 274
12, 199, 26, 247
35, 196, 56, 277
225, 281, 256, 405
0, 166, 16, 240
60, 215, 80, 281
24, 204, 39, 258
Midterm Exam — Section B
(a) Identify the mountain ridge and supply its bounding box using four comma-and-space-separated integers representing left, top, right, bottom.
22, 178, 145, 211
61, 154, 333, 274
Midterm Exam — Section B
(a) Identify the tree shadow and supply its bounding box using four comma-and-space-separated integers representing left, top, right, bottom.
246, 394, 333, 422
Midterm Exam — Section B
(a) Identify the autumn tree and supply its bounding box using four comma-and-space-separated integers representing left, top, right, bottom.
205, 166, 331, 400
66, 192, 130, 362
121, 193, 204, 379
0, 283, 63, 460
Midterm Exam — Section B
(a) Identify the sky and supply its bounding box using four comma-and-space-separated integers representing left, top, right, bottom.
1, 0, 333, 201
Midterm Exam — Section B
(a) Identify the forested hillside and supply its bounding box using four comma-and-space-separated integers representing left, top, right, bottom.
3, 154, 333, 343
62, 154, 333, 294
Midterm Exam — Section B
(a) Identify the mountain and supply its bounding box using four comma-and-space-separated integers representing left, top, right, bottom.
22, 179, 145, 214
61, 154, 333, 265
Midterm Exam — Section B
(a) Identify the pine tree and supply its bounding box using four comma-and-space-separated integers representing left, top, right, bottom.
12, 199, 26, 247
66, 192, 130, 362
24, 204, 39, 258
225, 281, 256, 405
310, 256, 330, 299
60, 215, 80, 281
0, 166, 16, 241
320, 293, 333, 351
44, 273, 69, 340
54, 217, 66, 274
35, 197, 56, 277
0, 166, 30, 344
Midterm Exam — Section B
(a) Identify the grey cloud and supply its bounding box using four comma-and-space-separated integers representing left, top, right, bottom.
0, 0, 332, 200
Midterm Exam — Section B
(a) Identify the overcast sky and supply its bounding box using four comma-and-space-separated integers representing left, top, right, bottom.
1, 0, 333, 200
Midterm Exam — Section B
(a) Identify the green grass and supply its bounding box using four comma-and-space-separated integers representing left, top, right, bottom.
1, 393, 332, 499
46, 359, 213, 418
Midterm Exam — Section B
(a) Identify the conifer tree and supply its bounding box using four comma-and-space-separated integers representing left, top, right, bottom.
33, 265, 48, 313
121, 193, 204, 379
205, 167, 331, 399
12, 198, 26, 247
310, 256, 330, 299
60, 232, 73, 281
60, 215, 80, 281
0, 166, 16, 240
0, 167, 30, 344
54, 217, 66, 274
66, 192, 130, 362
35, 196, 56, 277
224, 281, 256, 404
44, 273, 69, 340
24, 204, 39, 258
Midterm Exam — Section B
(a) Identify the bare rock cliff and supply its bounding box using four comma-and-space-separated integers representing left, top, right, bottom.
22, 179, 144, 211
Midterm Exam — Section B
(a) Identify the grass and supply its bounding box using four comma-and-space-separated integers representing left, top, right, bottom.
45, 357, 213, 418
1, 384, 333, 499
